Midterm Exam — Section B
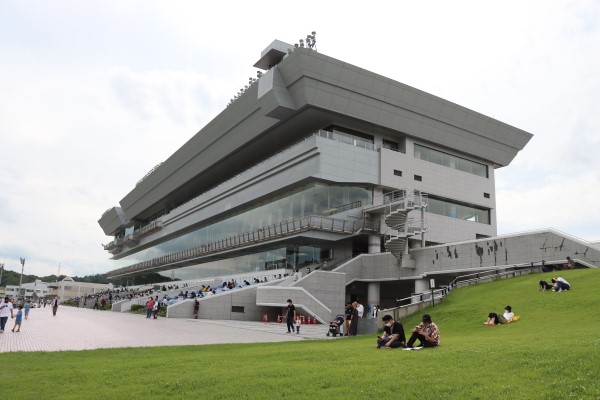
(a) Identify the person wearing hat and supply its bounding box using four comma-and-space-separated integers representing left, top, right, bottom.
0, 296, 15, 333
406, 314, 440, 348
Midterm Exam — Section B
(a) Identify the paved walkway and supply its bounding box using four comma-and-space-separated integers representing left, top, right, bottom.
0, 306, 338, 353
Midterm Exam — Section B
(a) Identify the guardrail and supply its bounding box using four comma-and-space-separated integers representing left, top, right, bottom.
383, 264, 542, 322
108, 215, 377, 279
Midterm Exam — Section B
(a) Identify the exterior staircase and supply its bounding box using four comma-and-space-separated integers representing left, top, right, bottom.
383, 190, 428, 263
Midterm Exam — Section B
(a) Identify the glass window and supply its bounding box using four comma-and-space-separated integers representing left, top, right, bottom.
383, 139, 399, 151
114, 182, 373, 270
426, 196, 490, 225
428, 150, 443, 165
414, 144, 488, 178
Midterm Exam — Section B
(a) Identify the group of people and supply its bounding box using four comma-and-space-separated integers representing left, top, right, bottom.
0, 296, 60, 333
342, 301, 365, 336
283, 298, 314, 335
376, 313, 440, 349
538, 277, 571, 292
145, 297, 161, 319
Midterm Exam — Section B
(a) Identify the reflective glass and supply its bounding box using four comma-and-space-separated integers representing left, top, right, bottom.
114, 182, 371, 269
414, 144, 487, 178
427, 197, 490, 225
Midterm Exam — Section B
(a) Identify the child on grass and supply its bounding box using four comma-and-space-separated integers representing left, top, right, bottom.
12, 305, 23, 332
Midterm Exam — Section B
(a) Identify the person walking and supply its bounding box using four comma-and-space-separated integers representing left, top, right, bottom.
24, 300, 31, 319
193, 299, 199, 319
285, 299, 296, 334
51, 297, 59, 316
12, 305, 23, 332
0, 296, 14, 333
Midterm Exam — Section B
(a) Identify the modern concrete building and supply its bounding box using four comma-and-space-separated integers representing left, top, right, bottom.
99, 39, 599, 322
47, 277, 113, 300
4, 280, 52, 299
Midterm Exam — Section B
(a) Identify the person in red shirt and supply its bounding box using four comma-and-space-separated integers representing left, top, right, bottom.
146, 298, 154, 319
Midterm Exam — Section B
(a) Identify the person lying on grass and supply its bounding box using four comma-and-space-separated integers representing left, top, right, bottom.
484, 305, 519, 325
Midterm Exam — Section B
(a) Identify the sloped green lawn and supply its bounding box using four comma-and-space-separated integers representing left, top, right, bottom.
6, 269, 599, 399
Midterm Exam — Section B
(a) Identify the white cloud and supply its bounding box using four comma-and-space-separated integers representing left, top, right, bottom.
1, 0, 599, 276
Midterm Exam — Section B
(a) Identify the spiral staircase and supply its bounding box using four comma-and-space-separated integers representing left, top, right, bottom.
383, 190, 428, 263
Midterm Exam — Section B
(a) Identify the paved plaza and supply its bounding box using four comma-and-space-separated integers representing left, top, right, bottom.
0, 305, 337, 353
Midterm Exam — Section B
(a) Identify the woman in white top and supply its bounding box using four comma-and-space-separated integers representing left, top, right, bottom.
503, 305, 514, 322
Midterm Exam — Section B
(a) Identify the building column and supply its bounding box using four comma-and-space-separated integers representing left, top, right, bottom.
368, 234, 381, 254
412, 279, 429, 304
367, 282, 380, 318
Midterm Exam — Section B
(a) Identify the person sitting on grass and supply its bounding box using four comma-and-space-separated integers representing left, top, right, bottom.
552, 277, 571, 292
406, 314, 440, 348
376, 315, 406, 349
503, 305, 514, 322
538, 280, 553, 291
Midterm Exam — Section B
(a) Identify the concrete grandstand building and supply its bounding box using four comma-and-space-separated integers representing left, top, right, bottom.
99, 39, 599, 322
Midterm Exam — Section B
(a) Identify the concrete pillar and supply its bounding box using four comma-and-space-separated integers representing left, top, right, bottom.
368, 234, 381, 254
412, 279, 429, 304
367, 282, 380, 318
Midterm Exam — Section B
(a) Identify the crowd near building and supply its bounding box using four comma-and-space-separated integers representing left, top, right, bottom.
98, 37, 600, 324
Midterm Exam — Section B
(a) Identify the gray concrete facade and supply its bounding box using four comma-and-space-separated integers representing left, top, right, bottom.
96, 39, 552, 325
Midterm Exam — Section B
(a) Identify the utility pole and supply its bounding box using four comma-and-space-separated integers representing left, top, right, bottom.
0, 262, 4, 287
18, 258, 25, 302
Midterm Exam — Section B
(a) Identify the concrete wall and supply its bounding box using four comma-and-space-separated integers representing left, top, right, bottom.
380, 142, 497, 244
256, 286, 333, 323
411, 229, 600, 275
167, 286, 271, 322
334, 252, 417, 283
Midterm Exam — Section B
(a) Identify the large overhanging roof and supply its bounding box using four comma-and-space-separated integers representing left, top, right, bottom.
101, 43, 533, 228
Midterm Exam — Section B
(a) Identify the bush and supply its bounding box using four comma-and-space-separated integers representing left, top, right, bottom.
130, 304, 166, 317
130, 304, 145, 313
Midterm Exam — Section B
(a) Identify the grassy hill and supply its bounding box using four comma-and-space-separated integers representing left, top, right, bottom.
4, 269, 599, 399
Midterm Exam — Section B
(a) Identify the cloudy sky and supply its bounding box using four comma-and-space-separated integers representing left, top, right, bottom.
1, 1, 599, 277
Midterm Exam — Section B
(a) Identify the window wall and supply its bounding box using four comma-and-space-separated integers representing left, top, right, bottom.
427, 197, 490, 224
114, 182, 371, 269
414, 144, 488, 177
159, 245, 332, 281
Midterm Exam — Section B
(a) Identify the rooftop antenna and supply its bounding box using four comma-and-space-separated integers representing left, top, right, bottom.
306, 31, 317, 50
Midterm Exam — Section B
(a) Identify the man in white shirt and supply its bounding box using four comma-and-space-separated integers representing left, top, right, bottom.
356, 301, 364, 318
0, 296, 15, 333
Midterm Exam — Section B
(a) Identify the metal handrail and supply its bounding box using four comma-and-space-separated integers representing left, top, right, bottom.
108, 215, 376, 278
383, 264, 542, 317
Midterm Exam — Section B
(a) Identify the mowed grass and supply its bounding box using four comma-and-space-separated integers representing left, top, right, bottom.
5, 269, 600, 400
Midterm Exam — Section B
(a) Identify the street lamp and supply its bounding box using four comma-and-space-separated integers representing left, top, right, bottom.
0, 262, 4, 287
18, 258, 25, 303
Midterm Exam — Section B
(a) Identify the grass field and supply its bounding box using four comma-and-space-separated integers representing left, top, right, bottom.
5, 269, 599, 399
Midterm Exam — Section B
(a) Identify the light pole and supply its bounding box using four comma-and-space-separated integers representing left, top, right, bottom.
18, 258, 25, 302
0, 262, 4, 287
420, 202, 427, 247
